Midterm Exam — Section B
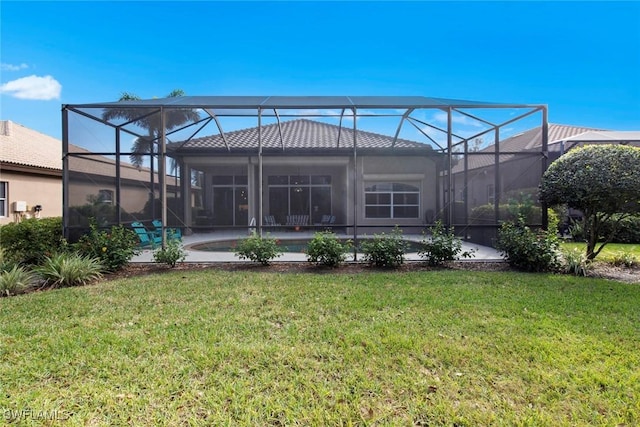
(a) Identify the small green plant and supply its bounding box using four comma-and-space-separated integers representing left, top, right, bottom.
495, 220, 562, 272
608, 253, 638, 268
306, 232, 352, 267
562, 248, 590, 277
360, 227, 408, 268
153, 239, 187, 268
36, 253, 103, 288
0, 217, 66, 265
234, 232, 283, 265
419, 221, 474, 266
75, 223, 139, 272
0, 265, 38, 297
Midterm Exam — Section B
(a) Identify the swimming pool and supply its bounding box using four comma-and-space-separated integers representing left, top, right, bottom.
188, 238, 424, 253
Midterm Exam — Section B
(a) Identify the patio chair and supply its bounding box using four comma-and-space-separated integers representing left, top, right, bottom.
131, 221, 162, 248
286, 215, 309, 229
151, 219, 182, 240
264, 215, 280, 227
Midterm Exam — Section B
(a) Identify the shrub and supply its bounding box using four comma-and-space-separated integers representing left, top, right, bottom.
562, 248, 590, 277
0, 217, 66, 265
153, 239, 187, 268
36, 253, 103, 288
75, 223, 139, 272
495, 220, 561, 272
360, 227, 408, 268
608, 253, 638, 268
419, 221, 474, 266
0, 265, 38, 297
234, 232, 283, 265
306, 232, 351, 267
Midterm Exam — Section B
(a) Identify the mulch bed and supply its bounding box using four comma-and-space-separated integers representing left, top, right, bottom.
105, 261, 639, 284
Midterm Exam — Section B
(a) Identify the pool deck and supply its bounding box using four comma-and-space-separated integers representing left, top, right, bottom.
131, 230, 504, 263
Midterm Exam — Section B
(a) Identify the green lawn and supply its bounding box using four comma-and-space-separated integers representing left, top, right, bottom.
560, 242, 640, 262
1, 270, 638, 426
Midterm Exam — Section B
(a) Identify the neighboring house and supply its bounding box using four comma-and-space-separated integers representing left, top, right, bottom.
0, 120, 62, 225
0, 120, 176, 229
450, 124, 640, 224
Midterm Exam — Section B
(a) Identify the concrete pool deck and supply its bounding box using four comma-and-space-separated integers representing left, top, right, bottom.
131, 230, 504, 263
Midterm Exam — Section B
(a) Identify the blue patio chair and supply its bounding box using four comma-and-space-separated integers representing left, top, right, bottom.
131, 221, 162, 248
151, 219, 182, 240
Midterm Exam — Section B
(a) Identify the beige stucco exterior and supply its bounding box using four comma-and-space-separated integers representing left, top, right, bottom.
0, 167, 62, 225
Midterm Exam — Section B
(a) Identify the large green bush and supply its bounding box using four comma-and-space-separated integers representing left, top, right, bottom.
495, 220, 561, 272
540, 144, 640, 259
306, 232, 351, 267
74, 223, 139, 272
360, 227, 408, 268
234, 232, 283, 265
0, 217, 66, 265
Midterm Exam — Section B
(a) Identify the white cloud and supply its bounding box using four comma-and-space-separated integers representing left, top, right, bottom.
432, 112, 484, 128
1, 62, 29, 71
0, 75, 62, 100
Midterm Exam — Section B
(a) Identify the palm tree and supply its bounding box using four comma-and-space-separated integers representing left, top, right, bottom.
102, 89, 200, 168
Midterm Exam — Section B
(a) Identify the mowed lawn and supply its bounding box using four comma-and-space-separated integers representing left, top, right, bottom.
1, 270, 638, 426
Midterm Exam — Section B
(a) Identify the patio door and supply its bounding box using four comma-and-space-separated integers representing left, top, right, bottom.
212, 176, 248, 227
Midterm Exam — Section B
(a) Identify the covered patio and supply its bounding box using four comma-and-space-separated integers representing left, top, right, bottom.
62, 96, 549, 252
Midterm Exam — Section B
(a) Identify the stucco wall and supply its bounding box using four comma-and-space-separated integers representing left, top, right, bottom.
0, 170, 61, 225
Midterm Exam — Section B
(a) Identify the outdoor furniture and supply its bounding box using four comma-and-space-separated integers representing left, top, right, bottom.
286, 215, 309, 229
315, 215, 336, 226
264, 215, 280, 227
131, 221, 162, 247
151, 219, 182, 240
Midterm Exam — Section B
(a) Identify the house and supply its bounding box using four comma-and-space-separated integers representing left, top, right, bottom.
167, 118, 441, 231
0, 120, 62, 225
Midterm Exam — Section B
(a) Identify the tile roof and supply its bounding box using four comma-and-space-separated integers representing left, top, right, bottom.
1, 120, 62, 170
168, 118, 430, 152
451, 123, 604, 173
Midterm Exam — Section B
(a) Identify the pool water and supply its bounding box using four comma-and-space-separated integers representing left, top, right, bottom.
189, 238, 424, 253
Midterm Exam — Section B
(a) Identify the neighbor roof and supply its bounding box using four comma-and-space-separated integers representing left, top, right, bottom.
168, 118, 432, 154
0, 120, 62, 171
451, 123, 604, 173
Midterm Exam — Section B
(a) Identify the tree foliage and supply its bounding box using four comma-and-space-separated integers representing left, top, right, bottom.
539, 144, 640, 259
101, 89, 200, 168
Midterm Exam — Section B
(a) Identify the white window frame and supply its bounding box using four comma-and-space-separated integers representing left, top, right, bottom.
364, 182, 420, 219
0, 181, 7, 217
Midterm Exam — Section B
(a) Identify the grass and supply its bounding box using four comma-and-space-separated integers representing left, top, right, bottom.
1, 270, 639, 426
560, 242, 640, 262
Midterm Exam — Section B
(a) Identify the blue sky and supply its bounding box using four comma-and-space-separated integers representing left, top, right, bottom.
1, 1, 639, 139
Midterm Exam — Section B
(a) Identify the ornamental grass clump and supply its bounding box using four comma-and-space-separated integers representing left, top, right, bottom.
306, 232, 352, 267
36, 252, 103, 288
234, 232, 283, 265
0, 265, 38, 297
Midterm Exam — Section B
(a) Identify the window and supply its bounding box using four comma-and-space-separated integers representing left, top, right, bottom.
487, 184, 495, 204
365, 183, 420, 219
98, 189, 114, 205
0, 181, 6, 216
